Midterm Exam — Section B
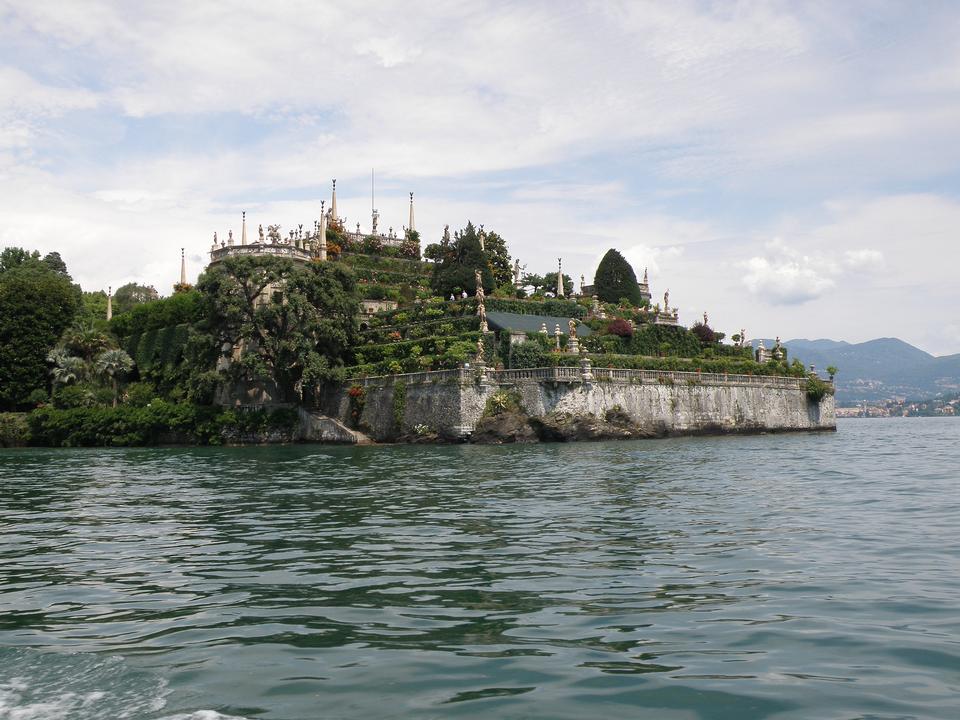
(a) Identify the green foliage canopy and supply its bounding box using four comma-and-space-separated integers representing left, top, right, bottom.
594, 248, 642, 305
113, 282, 159, 315
429, 222, 496, 298
0, 258, 80, 409
195, 256, 359, 401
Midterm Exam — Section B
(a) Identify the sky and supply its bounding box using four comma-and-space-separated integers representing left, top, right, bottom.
1, 1, 959, 355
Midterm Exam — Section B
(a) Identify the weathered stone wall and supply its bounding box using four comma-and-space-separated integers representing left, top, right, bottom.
320, 370, 836, 442
514, 380, 834, 434
320, 373, 483, 441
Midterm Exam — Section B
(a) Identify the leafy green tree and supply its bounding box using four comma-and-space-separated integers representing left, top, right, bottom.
42, 252, 71, 279
429, 222, 495, 298
0, 261, 80, 409
194, 255, 359, 402
0, 247, 42, 274
96, 348, 135, 407
79, 291, 109, 325
521, 273, 546, 294
479, 228, 512, 288
113, 282, 159, 315
594, 248, 642, 305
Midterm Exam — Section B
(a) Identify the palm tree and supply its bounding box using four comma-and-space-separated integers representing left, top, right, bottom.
47, 348, 86, 388
95, 349, 134, 407
63, 320, 112, 362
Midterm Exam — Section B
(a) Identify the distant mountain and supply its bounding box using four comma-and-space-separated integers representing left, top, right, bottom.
752, 337, 960, 404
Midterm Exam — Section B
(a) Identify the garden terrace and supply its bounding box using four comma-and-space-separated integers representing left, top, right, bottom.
359, 315, 480, 344
486, 297, 588, 318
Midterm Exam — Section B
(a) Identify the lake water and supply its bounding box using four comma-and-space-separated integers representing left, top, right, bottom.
1, 418, 958, 720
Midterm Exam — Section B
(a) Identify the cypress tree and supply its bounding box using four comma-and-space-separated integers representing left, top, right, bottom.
593, 248, 642, 305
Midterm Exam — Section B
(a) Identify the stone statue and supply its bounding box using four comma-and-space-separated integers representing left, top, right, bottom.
513, 259, 521, 285
663, 289, 669, 310
267, 224, 281, 243
740, 329, 746, 347
643, 268, 648, 284
703, 312, 709, 325
568, 318, 577, 339
474, 269, 485, 302
213, 231, 218, 244
372, 209, 379, 234
476, 337, 485, 363
442, 224, 451, 243
258, 224, 264, 243
228, 229, 234, 246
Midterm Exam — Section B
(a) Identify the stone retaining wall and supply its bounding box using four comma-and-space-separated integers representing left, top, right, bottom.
318, 367, 836, 442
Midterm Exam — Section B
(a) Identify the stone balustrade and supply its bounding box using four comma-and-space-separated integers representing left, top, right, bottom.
209, 244, 314, 264
348, 365, 822, 392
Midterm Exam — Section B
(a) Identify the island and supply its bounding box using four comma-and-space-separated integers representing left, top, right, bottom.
0, 182, 834, 447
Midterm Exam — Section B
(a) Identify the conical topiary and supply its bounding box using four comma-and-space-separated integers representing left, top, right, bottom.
593, 248, 642, 305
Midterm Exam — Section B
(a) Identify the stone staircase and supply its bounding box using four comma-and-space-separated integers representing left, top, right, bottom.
298, 409, 374, 445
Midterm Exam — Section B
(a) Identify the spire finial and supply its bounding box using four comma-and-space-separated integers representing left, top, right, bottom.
180, 248, 186, 286
557, 257, 564, 298
408, 191, 416, 234
330, 179, 338, 221
106, 286, 112, 321
241, 210, 247, 246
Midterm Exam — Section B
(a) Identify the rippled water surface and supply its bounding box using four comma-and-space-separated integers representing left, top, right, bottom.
2, 418, 959, 719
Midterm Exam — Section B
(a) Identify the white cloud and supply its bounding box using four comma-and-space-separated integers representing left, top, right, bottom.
2, 2, 960, 354
741, 254, 836, 305
843, 249, 884, 270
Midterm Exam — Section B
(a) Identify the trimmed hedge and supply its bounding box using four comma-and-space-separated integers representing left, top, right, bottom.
485, 297, 587, 318
125, 323, 191, 376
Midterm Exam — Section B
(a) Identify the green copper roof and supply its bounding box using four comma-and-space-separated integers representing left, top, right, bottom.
485, 311, 593, 336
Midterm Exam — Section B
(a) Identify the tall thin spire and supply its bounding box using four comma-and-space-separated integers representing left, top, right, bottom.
371, 168, 376, 232
241, 211, 247, 245
408, 192, 416, 234
330, 179, 338, 221
557, 257, 565, 298
180, 248, 186, 286
319, 200, 328, 262
106, 286, 112, 321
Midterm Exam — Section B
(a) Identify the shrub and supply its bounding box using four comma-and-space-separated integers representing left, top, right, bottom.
26, 389, 49, 406
125, 381, 158, 407
509, 342, 547, 369
806, 375, 834, 402
0, 413, 30, 447
690, 322, 716, 346
607, 318, 634, 338
53, 384, 98, 409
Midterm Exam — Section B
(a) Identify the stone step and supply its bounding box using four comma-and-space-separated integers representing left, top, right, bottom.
298, 410, 374, 445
